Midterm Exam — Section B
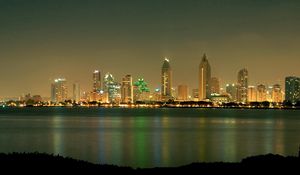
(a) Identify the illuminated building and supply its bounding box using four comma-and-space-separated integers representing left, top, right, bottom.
89, 91, 101, 102
153, 88, 161, 101
266, 85, 273, 102
72, 82, 80, 102
90, 90, 108, 103
51, 78, 67, 103
272, 84, 283, 103
90, 70, 103, 102
161, 58, 172, 101
121, 75, 133, 103
285, 76, 300, 104
177, 85, 188, 101
210, 94, 229, 103
171, 87, 177, 99
93, 70, 101, 92
210, 77, 220, 94
103, 73, 121, 103
226, 84, 237, 102
81, 91, 89, 102
257, 84, 267, 102
247, 86, 257, 102
237, 68, 248, 103
199, 54, 211, 100
133, 78, 150, 102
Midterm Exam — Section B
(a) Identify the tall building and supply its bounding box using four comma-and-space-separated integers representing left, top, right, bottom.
133, 78, 150, 102
104, 73, 121, 103
247, 86, 257, 102
51, 78, 68, 103
272, 84, 283, 103
177, 85, 188, 101
73, 82, 80, 102
199, 54, 211, 100
93, 70, 101, 92
210, 77, 220, 94
257, 84, 267, 102
226, 84, 237, 102
237, 68, 248, 103
285, 76, 300, 104
265, 85, 273, 102
153, 88, 161, 101
161, 58, 172, 101
121, 75, 133, 103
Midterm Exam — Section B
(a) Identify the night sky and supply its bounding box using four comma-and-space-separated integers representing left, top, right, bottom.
0, 0, 299, 98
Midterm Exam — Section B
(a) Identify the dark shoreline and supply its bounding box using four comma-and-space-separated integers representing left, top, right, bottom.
1, 106, 300, 110
1, 152, 299, 174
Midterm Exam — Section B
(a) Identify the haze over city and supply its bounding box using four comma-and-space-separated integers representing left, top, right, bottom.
0, 0, 300, 97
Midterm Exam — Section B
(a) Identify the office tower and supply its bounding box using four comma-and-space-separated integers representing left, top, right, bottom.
81, 91, 88, 102
133, 78, 150, 102
161, 58, 172, 101
272, 84, 283, 103
199, 54, 211, 100
247, 86, 257, 102
265, 85, 273, 102
210, 77, 220, 94
103, 73, 121, 103
73, 82, 80, 102
93, 70, 101, 92
285, 76, 300, 104
237, 68, 248, 103
226, 84, 237, 102
121, 75, 133, 103
177, 85, 188, 101
256, 84, 267, 102
51, 78, 67, 103
153, 88, 161, 101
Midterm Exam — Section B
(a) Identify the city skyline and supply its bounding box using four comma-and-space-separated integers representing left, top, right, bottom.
0, 56, 298, 99
0, 0, 300, 97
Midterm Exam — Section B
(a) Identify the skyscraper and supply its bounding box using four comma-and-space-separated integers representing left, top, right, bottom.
285, 76, 300, 104
272, 84, 283, 103
51, 78, 67, 103
93, 70, 101, 92
265, 85, 273, 102
177, 85, 188, 101
257, 84, 267, 102
133, 78, 150, 102
104, 73, 121, 103
73, 82, 80, 102
121, 75, 133, 103
199, 54, 211, 101
226, 84, 237, 101
237, 68, 248, 103
247, 86, 257, 102
161, 58, 172, 101
210, 77, 220, 94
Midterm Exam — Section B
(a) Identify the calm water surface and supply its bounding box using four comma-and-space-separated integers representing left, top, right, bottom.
0, 107, 299, 168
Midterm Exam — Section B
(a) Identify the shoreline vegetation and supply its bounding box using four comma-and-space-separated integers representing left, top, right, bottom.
1, 99, 300, 109
0, 152, 299, 174
1, 103, 300, 110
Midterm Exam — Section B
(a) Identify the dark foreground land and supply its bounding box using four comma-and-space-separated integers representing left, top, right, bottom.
0, 153, 299, 174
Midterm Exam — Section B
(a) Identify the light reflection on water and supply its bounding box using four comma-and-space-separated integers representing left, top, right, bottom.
0, 108, 299, 168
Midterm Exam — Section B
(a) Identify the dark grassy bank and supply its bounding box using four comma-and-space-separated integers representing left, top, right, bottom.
0, 152, 299, 174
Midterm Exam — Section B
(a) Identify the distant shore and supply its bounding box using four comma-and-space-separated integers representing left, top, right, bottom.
2, 99, 300, 109
1, 105, 300, 110
0, 152, 299, 174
